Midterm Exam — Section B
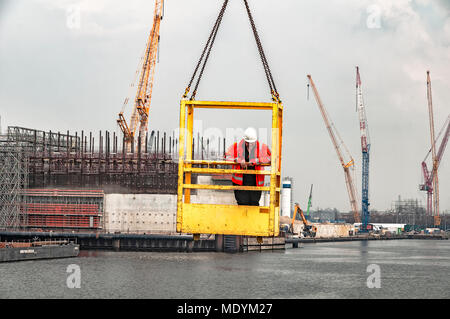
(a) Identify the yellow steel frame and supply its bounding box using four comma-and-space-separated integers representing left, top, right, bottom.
177, 100, 283, 237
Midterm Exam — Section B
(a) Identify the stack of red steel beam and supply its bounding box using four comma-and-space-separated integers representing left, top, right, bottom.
24, 189, 104, 198
21, 189, 103, 229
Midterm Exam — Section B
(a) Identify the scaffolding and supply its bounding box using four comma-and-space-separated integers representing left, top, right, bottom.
7, 126, 80, 154
2, 125, 238, 194
0, 135, 28, 230
6, 127, 179, 194
390, 196, 428, 226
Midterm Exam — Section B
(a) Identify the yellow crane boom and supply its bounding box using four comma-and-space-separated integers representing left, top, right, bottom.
117, 0, 164, 151
307, 75, 360, 223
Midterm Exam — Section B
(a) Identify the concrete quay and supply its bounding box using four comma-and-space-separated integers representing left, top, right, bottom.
286, 234, 448, 248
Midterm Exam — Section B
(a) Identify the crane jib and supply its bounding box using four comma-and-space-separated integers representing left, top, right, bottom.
117, 0, 164, 151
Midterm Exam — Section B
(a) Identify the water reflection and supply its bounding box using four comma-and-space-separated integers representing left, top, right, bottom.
0, 240, 448, 299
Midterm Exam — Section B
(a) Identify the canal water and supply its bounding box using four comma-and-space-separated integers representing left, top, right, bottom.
1, 240, 449, 299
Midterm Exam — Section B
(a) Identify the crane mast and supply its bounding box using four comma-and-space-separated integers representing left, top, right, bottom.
420, 114, 449, 225
356, 67, 371, 232
307, 75, 360, 223
117, 0, 164, 151
426, 71, 440, 226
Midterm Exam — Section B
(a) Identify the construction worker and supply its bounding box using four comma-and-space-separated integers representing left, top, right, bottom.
225, 127, 271, 206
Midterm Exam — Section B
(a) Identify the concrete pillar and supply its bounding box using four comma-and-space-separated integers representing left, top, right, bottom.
112, 239, 120, 251
223, 235, 243, 253
215, 235, 224, 252
187, 240, 194, 253
237, 236, 244, 252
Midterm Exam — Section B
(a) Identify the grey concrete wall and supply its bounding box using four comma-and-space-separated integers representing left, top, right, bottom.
104, 194, 178, 234
190, 176, 236, 205
104, 176, 268, 234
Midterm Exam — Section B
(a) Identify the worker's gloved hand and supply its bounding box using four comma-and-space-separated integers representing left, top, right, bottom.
238, 159, 248, 169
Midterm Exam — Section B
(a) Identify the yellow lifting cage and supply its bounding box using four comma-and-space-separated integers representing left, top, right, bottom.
176, 100, 283, 237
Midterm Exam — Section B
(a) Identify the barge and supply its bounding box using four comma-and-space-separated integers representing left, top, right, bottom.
0, 240, 79, 262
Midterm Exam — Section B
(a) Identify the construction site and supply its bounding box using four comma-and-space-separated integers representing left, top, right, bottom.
0, 0, 449, 254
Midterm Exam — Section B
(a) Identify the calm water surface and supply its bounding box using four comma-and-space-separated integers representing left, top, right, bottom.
1, 240, 449, 298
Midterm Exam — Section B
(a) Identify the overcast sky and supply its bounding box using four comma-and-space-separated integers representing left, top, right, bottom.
0, 0, 449, 213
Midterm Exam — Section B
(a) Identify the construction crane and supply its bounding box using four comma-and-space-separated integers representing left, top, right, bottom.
419, 72, 449, 226
291, 203, 317, 237
117, 0, 164, 151
420, 117, 449, 220
307, 75, 360, 223
356, 67, 371, 232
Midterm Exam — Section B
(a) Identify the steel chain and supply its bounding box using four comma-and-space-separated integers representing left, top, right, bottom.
191, 0, 229, 100
184, 0, 229, 99
183, 0, 280, 102
243, 0, 279, 101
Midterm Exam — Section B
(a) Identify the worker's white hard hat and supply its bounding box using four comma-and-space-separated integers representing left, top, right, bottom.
243, 127, 257, 143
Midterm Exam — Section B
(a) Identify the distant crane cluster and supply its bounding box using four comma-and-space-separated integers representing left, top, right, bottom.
307, 69, 448, 229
